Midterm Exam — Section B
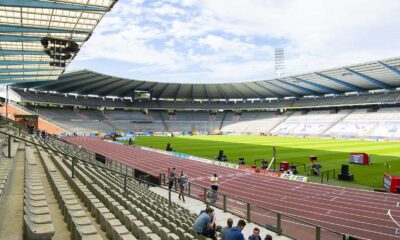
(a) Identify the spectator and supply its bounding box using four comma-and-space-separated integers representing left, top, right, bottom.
248, 227, 261, 240
221, 218, 233, 240
226, 219, 246, 240
264, 235, 272, 240
192, 207, 216, 240
178, 171, 188, 202
168, 168, 176, 190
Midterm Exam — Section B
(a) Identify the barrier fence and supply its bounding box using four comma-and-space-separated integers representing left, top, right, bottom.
0, 122, 347, 240
320, 169, 337, 184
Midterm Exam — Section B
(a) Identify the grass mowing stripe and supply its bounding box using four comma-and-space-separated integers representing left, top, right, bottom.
127, 135, 400, 188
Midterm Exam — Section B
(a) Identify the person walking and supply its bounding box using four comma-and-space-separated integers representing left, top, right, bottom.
168, 167, 176, 190
178, 171, 188, 202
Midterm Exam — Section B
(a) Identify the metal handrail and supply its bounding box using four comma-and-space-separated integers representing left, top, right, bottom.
320, 169, 337, 184
1, 129, 345, 239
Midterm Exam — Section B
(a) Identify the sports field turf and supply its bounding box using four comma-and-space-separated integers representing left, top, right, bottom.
129, 135, 400, 189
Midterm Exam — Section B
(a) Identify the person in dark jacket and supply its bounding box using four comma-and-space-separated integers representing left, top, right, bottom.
264, 235, 272, 240
221, 218, 233, 240
226, 219, 246, 240
248, 227, 261, 240
168, 167, 176, 190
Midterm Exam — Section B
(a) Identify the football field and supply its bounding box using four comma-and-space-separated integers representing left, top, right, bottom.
131, 135, 400, 189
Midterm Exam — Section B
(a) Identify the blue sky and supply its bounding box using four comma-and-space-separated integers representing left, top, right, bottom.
67, 0, 400, 83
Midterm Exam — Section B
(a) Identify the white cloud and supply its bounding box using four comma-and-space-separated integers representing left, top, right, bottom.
70, 0, 400, 83
153, 4, 185, 16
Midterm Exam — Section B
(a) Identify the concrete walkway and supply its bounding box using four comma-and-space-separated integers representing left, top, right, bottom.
0, 142, 24, 240
149, 186, 292, 240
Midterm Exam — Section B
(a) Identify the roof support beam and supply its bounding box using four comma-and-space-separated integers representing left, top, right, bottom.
240, 83, 264, 99
97, 79, 133, 96
216, 85, 228, 100
253, 82, 283, 98
0, 75, 59, 80
262, 81, 300, 97
37, 73, 98, 90
2, 79, 49, 84
115, 81, 148, 97
228, 84, 245, 99
0, 0, 108, 12
203, 85, 211, 101
0, 68, 56, 73
0, 60, 52, 65
147, 82, 160, 99
291, 76, 342, 94
0, 49, 45, 55
190, 84, 195, 101
0, 25, 90, 34
80, 78, 120, 95
157, 83, 170, 99
0, 34, 84, 42
12, 81, 51, 88
314, 72, 365, 92
377, 61, 400, 77
343, 67, 395, 90
174, 84, 182, 101
62, 77, 112, 93
276, 79, 322, 96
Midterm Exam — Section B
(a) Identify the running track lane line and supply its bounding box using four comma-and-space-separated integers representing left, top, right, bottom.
63, 136, 397, 239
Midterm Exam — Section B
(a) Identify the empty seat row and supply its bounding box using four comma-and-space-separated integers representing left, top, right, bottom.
40, 136, 220, 239
46, 138, 204, 239
39, 146, 137, 240
23, 146, 55, 240
68, 155, 199, 239
38, 146, 104, 240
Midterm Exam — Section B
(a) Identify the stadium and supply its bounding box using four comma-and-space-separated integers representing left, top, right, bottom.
0, 0, 400, 240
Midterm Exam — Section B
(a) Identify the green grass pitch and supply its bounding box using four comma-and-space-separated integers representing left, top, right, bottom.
129, 135, 400, 189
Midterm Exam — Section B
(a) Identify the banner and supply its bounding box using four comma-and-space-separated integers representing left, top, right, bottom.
280, 173, 308, 182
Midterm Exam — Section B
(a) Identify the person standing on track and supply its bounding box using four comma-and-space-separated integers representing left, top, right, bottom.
211, 173, 218, 192
178, 171, 188, 202
168, 167, 176, 190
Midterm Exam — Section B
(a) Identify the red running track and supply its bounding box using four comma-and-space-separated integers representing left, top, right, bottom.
64, 136, 400, 240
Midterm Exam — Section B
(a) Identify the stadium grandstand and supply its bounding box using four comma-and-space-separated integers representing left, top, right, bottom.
3, 57, 400, 140
1, 1, 400, 240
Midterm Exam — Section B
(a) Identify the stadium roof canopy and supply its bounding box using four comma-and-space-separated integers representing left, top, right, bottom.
0, 0, 116, 84
13, 57, 400, 100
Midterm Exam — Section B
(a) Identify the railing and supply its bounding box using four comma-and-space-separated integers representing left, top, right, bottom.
320, 169, 337, 184
0, 128, 347, 240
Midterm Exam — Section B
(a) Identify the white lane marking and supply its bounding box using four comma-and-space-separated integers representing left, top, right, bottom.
387, 209, 400, 228
327, 210, 332, 215
331, 197, 337, 201
397, 202, 399, 207
292, 185, 302, 190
